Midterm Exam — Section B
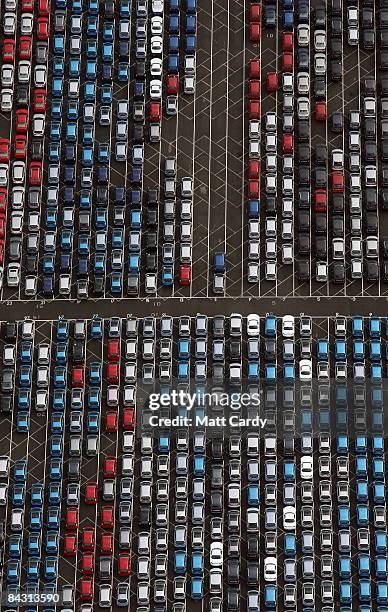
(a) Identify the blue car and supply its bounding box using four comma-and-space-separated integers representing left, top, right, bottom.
185, 34, 196, 53
48, 483, 61, 506
87, 412, 100, 433
169, 14, 180, 32
9, 535, 22, 558
16, 412, 30, 432
53, 390, 66, 409
357, 504, 369, 526
284, 533, 296, 556
90, 317, 103, 338
174, 551, 186, 574
17, 389, 30, 410
44, 557, 58, 581
87, 389, 101, 409
12, 485, 25, 507
89, 362, 102, 385
264, 585, 277, 608
29, 509, 43, 531
376, 532, 388, 554
14, 460, 27, 482
178, 339, 190, 359
340, 581, 352, 604
50, 435, 63, 457
49, 460, 62, 481
377, 557, 388, 578
7, 560, 21, 583
87, 40, 98, 57
359, 579, 372, 602
317, 338, 329, 360
339, 556, 351, 579
358, 554, 371, 577
27, 558, 40, 581
192, 552, 204, 575
191, 577, 203, 600
19, 365, 32, 387
45, 531, 59, 554
47, 508, 60, 530
31, 483, 44, 507
53, 366, 66, 388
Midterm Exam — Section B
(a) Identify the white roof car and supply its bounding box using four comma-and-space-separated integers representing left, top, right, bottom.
351, 259, 362, 279
282, 72, 293, 92
34, 65, 47, 87
247, 314, 260, 337
282, 244, 293, 264
0, 88, 13, 111
185, 55, 196, 74
150, 58, 162, 75
3, 12, 16, 35
1, 64, 14, 87
265, 238, 276, 260
249, 138, 260, 158
282, 315, 295, 338
333, 238, 345, 259
210, 542, 223, 567
18, 60, 31, 83
314, 53, 326, 75
299, 359, 312, 380
316, 261, 328, 282
184, 75, 195, 94
365, 165, 377, 186
297, 24, 309, 46
149, 79, 162, 99
0, 164, 8, 186
248, 262, 259, 283
301, 456, 314, 479
364, 96, 376, 116
297, 71, 310, 94
366, 235, 378, 258
266, 112, 277, 132
12, 161, 25, 185
348, 26, 358, 45
332, 149, 344, 169
283, 506, 296, 530
248, 240, 259, 260
314, 29, 326, 51
264, 557, 277, 582
181, 177, 193, 198
297, 97, 310, 119
145, 273, 157, 293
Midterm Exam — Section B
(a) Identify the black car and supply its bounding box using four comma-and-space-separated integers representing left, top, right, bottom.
314, 77, 326, 99
297, 120, 309, 141
36, 42, 48, 63
93, 276, 104, 295
330, 59, 342, 81
0, 396, 12, 414
332, 194, 344, 213
315, 169, 327, 188
265, 339, 276, 361
97, 187, 108, 206
145, 252, 157, 272
331, 17, 342, 37
266, 196, 276, 213
383, 260, 388, 280
315, 144, 327, 165
380, 51, 388, 71
364, 142, 377, 163
210, 490, 223, 513
297, 48, 309, 70
362, 30, 375, 50
227, 589, 240, 612
315, 236, 327, 258
362, 8, 374, 27
297, 260, 310, 281
247, 562, 259, 585
298, 145, 310, 164
364, 118, 376, 140
4, 322, 16, 341
135, 61, 146, 78
26, 255, 38, 273
315, 214, 327, 235
212, 438, 223, 459
148, 188, 159, 205
298, 233, 310, 254
139, 506, 151, 527
366, 261, 379, 281
247, 537, 259, 558
230, 341, 241, 361
330, 111, 344, 132
364, 77, 376, 96
146, 231, 157, 250
298, 166, 310, 186
263, 5, 276, 27
366, 214, 378, 234
333, 262, 345, 284
211, 465, 223, 489
330, 38, 342, 59
297, 0, 309, 23
332, 216, 344, 237
133, 125, 144, 142
365, 189, 377, 211
298, 211, 310, 232
31, 140, 43, 160
127, 275, 139, 295
17, 86, 29, 107
228, 560, 240, 585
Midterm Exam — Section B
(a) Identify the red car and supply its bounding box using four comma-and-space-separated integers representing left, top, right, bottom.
29, 161, 42, 186
63, 534, 77, 556
282, 134, 294, 154
106, 411, 118, 433
2, 39, 15, 63
104, 457, 117, 478
248, 180, 260, 199
248, 100, 260, 119
249, 59, 260, 79
250, 23, 261, 42
0, 240, 4, 265
118, 554, 132, 577
72, 367, 84, 388
332, 171, 344, 193
107, 362, 119, 383
14, 135, 27, 159
19, 36, 32, 60
282, 32, 294, 51
100, 532, 113, 555
38, 0, 50, 15
0, 189, 7, 214
81, 553, 94, 575
282, 52, 293, 72
149, 102, 161, 122
266, 72, 278, 92
21, 0, 34, 10
37, 17, 49, 40
122, 407, 135, 430
248, 80, 260, 100
248, 160, 260, 180
84, 482, 98, 504
250, 3, 261, 21
80, 579, 93, 602
166, 74, 179, 94
107, 339, 120, 361
0, 216, 6, 239
179, 265, 191, 286
314, 189, 327, 212
100, 506, 114, 530
15, 110, 29, 134
81, 528, 95, 551
315, 101, 327, 121
33, 89, 46, 112
65, 509, 78, 531
0, 139, 10, 163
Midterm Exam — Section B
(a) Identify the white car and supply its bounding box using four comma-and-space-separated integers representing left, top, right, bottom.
18, 60, 31, 83
0, 88, 13, 111
34, 65, 47, 88
297, 97, 310, 119
332, 149, 344, 169
297, 24, 309, 46
151, 35, 163, 54
33, 114, 45, 137
301, 456, 314, 479
151, 16, 163, 34
7, 263, 20, 287
248, 262, 259, 283
181, 177, 193, 198
12, 162, 25, 185
21, 13, 34, 35
282, 315, 295, 338
264, 557, 277, 582
150, 58, 162, 76
316, 261, 328, 282
3, 12, 16, 35
314, 53, 326, 75
0, 164, 8, 186
247, 314, 260, 337
283, 506, 296, 530
150, 79, 162, 99
314, 30, 326, 51
1, 65, 14, 88
297, 72, 310, 94
299, 359, 312, 381
210, 542, 223, 567
152, 0, 164, 14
